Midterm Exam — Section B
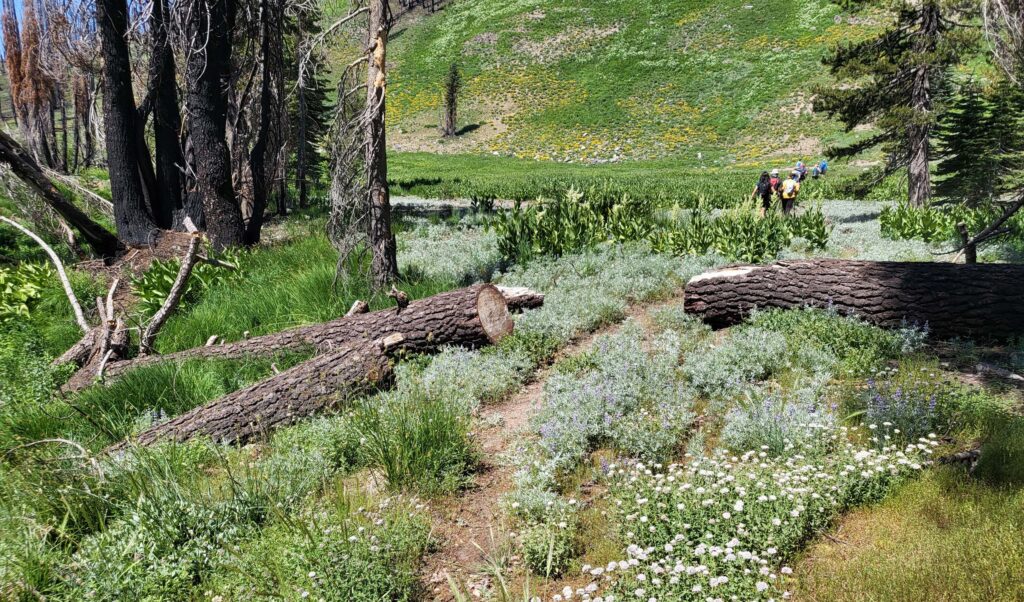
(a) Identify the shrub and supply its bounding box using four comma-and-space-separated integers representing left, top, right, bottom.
682, 327, 788, 399
131, 248, 243, 317
0, 262, 53, 321
586, 426, 936, 602
720, 394, 836, 457
522, 512, 579, 578
352, 388, 477, 496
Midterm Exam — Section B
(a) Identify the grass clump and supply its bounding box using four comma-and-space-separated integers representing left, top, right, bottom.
795, 467, 1024, 602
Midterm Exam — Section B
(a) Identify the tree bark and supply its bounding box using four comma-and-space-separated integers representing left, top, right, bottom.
0, 128, 122, 256
96, 0, 156, 245
113, 337, 396, 448
907, 0, 940, 208
245, 0, 285, 245
366, 0, 399, 288
683, 259, 1024, 341
183, 0, 245, 250
67, 284, 518, 390
145, 0, 186, 230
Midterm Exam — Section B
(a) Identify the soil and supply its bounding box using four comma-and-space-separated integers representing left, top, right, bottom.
418, 294, 686, 601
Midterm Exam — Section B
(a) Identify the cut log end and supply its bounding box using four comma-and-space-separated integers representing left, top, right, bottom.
477, 284, 514, 343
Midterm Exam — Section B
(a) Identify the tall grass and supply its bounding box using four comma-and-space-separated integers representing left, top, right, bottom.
795, 468, 1024, 602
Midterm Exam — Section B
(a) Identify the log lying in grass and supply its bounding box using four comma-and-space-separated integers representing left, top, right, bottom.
683, 259, 1024, 340
67, 283, 530, 392
107, 284, 518, 448
113, 337, 397, 449
495, 285, 545, 312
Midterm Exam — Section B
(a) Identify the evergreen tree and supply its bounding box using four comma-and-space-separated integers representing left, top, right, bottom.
814, 0, 976, 206
934, 79, 1024, 206
934, 82, 998, 205
287, 3, 332, 208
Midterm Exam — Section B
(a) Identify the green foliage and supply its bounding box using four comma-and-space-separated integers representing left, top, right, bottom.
522, 514, 579, 578
211, 490, 430, 601
0, 263, 54, 321
352, 389, 478, 497
880, 200, 1024, 243
934, 80, 1024, 206
131, 249, 243, 317
491, 188, 830, 263
814, 0, 977, 177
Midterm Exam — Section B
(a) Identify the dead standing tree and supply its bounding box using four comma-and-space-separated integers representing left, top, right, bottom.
322, 0, 399, 290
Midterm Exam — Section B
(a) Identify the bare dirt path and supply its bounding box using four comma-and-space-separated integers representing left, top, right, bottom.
418, 295, 682, 601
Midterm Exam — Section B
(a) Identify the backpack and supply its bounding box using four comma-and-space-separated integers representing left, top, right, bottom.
782, 179, 797, 198
757, 179, 773, 196
769, 176, 780, 190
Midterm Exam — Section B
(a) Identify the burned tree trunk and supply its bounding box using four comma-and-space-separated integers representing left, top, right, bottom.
96, 0, 156, 245
182, 0, 245, 249
66, 283, 521, 390
145, 0, 186, 230
683, 259, 1024, 340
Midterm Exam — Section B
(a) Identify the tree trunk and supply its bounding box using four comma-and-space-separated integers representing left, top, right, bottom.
0, 128, 122, 256
908, 1, 940, 208
183, 0, 245, 250
366, 0, 399, 288
142, 0, 185, 230
683, 259, 1024, 341
67, 284, 517, 390
97, 0, 156, 245
245, 0, 285, 245
296, 51, 309, 209
114, 338, 396, 448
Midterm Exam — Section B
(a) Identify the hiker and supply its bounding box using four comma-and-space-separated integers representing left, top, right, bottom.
794, 160, 808, 182
751, 171, 774, 216
812, 159, 828, 179
769, 168, 781, 193
779, 170, 801, 215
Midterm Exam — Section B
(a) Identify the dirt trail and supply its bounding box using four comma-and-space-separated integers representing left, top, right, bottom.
418, 296, 681, 601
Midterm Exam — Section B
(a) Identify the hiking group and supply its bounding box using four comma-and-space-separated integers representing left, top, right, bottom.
751, 159, 827, 216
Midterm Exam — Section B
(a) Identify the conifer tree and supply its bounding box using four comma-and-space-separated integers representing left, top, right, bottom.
815, 0, 976, 206
934, 82, 997, 205
289, 3, 332, 209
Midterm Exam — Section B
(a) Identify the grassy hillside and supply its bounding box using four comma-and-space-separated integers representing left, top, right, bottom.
385, 0, 885, 165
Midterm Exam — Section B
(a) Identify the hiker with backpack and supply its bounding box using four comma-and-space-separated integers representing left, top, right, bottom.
779, 170, 801, 215
794, 160, 809, 182
812, 159, 828, 179
752, 171, 775, 216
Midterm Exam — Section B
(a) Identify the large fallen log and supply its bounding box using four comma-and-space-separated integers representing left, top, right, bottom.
67, 283, 525, 392
683, 259, 1024, 340
113, 337, 397, 449
113, 283, 520, 448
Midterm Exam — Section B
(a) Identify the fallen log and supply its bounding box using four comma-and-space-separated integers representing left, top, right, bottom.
70, 283, 518, 392
683, 259, 1024, 340
495, 285, 545, 312
113, 336, 398, 448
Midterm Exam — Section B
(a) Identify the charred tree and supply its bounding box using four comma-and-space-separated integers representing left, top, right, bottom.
96, 0, 155, 245
181, 0, 245, 249
0, 128, 121, 256
440, 62, 461, 137
683, 259, 1024, 341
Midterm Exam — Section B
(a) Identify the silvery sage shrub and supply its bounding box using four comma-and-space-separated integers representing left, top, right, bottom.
720, 396, 836, 457
682, 327, 788, 400
532, 324, 695, 471
417, 346, 533, 408
397, 219, 502, 285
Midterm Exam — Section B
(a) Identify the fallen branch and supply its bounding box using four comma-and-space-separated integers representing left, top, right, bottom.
139, 234, 202, 355
0, 214, 90, 333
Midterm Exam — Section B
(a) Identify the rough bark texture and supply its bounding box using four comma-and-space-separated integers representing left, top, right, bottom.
97, 0, 155, 245
147, 0, 186, 230
0, 129, 122, 256
683, 259, 1024, 340
184, 0, 245, 249
366, 1, 399, 288
68, 284, 517, 390
116, 338, 394, 448
907, 0, 940, 208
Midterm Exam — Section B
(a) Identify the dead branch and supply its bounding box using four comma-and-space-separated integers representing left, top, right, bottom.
139, 233, 202, 355
0, 214, 89, 332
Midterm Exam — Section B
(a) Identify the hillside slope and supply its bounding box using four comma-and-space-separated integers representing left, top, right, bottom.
385, 0, 884, 165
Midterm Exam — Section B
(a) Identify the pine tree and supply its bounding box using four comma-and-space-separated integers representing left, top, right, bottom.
986, 80, 1024, 195
934, 82, 997, 205
814, 0, 976, 206
288, 3, 332, 208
